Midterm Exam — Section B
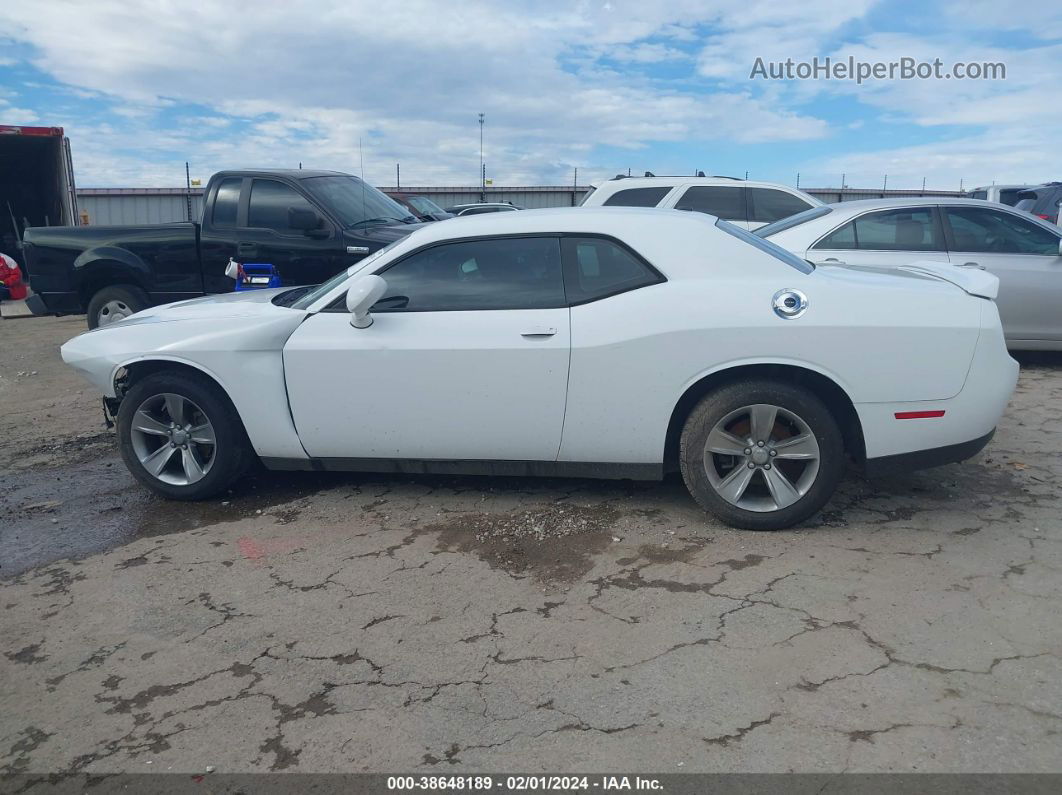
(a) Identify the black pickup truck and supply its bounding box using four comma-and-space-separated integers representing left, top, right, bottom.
24, 169, 424, 327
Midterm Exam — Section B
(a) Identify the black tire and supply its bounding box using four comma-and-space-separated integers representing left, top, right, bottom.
117, 370, 255, 500
86, 284, 149, 329
679, 380, 845, 530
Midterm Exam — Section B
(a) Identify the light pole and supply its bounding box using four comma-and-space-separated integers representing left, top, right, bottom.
478, 113, 485, 202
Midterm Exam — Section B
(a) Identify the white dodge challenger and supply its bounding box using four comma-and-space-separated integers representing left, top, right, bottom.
60, 208, 1018, 530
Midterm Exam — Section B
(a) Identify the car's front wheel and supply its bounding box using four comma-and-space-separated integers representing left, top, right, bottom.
679, 380, 845, 530
117, 370, 254, 500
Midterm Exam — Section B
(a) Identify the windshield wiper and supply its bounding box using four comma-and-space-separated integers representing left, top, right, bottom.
347, 217, 403, 229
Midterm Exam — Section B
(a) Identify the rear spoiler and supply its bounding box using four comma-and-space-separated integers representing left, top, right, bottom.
898, 260, 999, 300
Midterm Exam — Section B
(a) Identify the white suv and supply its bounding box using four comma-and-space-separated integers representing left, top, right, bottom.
581, 174, 823, 230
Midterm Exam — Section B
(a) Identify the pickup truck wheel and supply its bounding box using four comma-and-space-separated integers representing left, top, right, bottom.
117, 371, 254, 500
87, 285, 148, 329
679, 380, 845, 531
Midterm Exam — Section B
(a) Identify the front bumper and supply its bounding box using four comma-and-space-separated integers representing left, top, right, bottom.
25, 293, 51, 316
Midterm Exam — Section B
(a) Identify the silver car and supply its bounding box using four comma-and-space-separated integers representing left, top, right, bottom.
759, 198, 1062, 350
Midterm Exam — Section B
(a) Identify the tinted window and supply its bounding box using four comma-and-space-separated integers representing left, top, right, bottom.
998, 189, 1022, 206
748, 188, 813, 223
815, 221, 856, 250
561, 237, 662, 303
248, 180, 317, 233
945, 207, 1059, 255
212, 177, 241, 228
970, 190, 988, 200
674, 186, 746, 221
375, 237, 564, 311
816, 208, 941, 251
602, 187, 672, 207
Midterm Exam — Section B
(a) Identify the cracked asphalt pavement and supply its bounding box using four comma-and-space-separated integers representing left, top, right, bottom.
1, 317, 1060, 774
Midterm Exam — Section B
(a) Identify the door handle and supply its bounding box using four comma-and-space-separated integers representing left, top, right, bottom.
959, 261, 986, 270
521, 327, 558, 338
237, 242, 258, 256
816, 258, 845, 265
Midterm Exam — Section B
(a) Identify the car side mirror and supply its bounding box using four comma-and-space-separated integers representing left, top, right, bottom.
346, 275, 388, 328
289, 207, 324, 235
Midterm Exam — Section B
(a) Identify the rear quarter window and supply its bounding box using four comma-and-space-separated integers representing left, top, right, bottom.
602, 187, 673, 207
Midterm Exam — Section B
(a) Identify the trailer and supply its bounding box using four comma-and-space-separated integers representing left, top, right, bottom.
0, 125, 79, 269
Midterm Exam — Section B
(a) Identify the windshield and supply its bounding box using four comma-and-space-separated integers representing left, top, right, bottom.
754, 205, 833, 238
407, 196, 445, 215
302, 176, 415, 227
289, 238, 405, 310
716, 218, 814, 274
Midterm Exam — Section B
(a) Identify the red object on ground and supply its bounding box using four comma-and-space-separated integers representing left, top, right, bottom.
0, 253, 28, 300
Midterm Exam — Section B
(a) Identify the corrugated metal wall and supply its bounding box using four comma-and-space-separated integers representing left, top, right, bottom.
78, 189, 204, 225
74, 185, 965, 225
382, 187, 589, 210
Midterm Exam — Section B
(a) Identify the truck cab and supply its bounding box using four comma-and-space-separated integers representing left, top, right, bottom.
24, 169, 421, 327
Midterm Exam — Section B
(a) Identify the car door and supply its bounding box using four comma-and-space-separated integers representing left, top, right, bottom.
941, 205, 1062, 343
283, 235, 571, 461
672, 185, 749, 229
555, 236, 668, 464
807, 206, 950, 268
238, 178, 345, 287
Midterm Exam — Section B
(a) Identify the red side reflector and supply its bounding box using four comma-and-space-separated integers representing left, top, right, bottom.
895, 410, 946, 420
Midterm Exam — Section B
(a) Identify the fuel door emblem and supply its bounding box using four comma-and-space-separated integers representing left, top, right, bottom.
772, 289, 808, 319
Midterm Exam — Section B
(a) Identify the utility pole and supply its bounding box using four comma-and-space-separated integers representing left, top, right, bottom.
922, 176, 926, 192
478, 113, 485, 202
396, 163, 401, 191
572, 167, 578, 206
184, 161, 192, 222
796, 172, 800, 188
883, 174, 888, 191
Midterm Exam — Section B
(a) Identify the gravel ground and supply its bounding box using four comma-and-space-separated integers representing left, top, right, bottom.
1, 315, 1060, 775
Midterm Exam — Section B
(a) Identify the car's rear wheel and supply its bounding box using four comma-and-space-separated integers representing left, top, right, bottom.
679, 380, 844, 530
117, 370, 254, 500
86, 284, 149, 329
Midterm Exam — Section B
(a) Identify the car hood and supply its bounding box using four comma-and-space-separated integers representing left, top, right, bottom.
345, 222, 425, 245
112, 287, 298, 324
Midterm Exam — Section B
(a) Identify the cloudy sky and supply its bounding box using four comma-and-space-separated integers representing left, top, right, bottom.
1, 0, 1059, 190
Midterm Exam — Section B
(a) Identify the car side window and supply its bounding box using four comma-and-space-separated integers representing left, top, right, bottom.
945, 206, 1059, 255
212, 177, 241, 228
374, 237, 565, 312
816, 208, 941, 251
674, 186, 746, 221
247, 179, 317, 234
814, 221, 856, 249
748, 189, 813, 224
602, 187, 673, 207
561, 237, 663, 304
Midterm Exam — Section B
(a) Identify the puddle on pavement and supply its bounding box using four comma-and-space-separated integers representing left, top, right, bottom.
0, 454, 348, 579
431, 503, 621, 583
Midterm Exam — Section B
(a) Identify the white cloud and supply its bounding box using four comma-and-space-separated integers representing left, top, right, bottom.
0, 0, 831, 185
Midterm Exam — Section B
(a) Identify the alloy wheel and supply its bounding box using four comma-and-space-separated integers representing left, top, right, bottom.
128, 393, 217, 486
702, 403, 821, 513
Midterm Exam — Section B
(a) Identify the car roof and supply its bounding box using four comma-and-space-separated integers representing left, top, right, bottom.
969, 184, 1034, 191
596, 176, 801, 190
215, 168, 351, 180
390, 206, 713, 245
